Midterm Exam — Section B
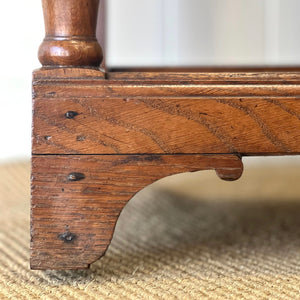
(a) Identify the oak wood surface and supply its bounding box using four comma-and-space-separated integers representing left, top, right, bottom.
33, 69, 300, 99
32, 0, 300, 271
31, 154, 243, 269
32, 69, 300, 156
31, 67, 300, 269
32, 96, 300, 155
33, 68, 300, 83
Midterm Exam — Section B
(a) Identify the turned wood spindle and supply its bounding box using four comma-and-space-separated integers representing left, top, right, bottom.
39, 0, 103, 67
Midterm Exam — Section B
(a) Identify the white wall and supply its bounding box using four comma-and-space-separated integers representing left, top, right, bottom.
106, 0, 300, 67
0, 0, 299, 164
0, 1, 43, 162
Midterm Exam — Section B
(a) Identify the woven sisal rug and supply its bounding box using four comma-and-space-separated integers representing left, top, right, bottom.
0, 160, 300, 299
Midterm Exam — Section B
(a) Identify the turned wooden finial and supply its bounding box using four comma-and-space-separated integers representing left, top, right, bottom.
39, 0, 103, 67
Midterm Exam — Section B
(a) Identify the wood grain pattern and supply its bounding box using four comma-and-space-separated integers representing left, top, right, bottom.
31, 67, 300, 269
33, 68, 300, 83
38, 0, 103, 67
33, 68, 300, 99
32, 68, 300, 156
33, 67, 300, 81
32, 0, 300, 271
31, 154, 243, 269
32, 97, 300, 155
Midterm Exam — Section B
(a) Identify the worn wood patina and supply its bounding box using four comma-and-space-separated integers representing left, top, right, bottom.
31, 0, 300, 270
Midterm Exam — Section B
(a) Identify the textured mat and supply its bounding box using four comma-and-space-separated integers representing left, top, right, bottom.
0, 160, 300, 299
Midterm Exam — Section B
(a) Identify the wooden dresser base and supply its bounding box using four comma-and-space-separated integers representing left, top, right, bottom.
31, 68, 300, 270
31, 0, 300, 270
31, 154, 243, 269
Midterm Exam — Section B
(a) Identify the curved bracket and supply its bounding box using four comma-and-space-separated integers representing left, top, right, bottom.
31, 154, 243, 269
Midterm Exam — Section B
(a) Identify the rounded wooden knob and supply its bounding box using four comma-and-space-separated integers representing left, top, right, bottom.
39, 0, 103, 67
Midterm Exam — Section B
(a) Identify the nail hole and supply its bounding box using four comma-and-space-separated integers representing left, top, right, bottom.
65, 111, 79, 119
76, 135, 86, 142
58, 232, 77, 243
67, 172, 85, 182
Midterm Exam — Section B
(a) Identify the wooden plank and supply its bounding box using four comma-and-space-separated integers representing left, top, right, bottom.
107, 67, 300, 75
107, 70, 300, 83
33, 82, 300, 98
31, 154, 243, 269
33, 68, 300, 83
32, 97, 300, 155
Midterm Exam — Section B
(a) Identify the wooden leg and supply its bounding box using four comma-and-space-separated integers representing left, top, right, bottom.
38, 0, 102, 67
31, 0, 245, 270
31, 154, 243, 270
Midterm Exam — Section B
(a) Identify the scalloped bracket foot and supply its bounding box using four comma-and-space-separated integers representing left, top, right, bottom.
30, 154, 243, 270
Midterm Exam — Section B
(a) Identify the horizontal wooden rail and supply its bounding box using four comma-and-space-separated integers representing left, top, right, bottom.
32, 69, 300, 156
